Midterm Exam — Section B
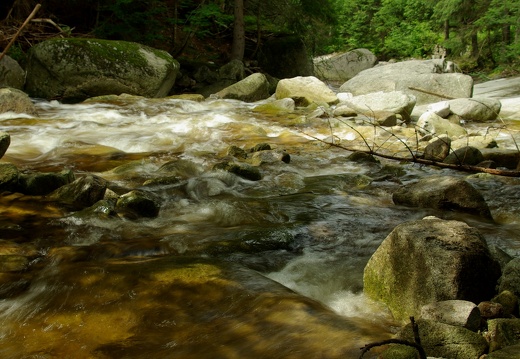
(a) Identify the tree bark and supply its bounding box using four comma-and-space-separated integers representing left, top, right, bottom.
230, 0, 245, 61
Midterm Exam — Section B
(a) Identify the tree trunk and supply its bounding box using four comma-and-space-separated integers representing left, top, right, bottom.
444, 19, 449, 40
230, 0, 245, 61
471, 31, 479, 58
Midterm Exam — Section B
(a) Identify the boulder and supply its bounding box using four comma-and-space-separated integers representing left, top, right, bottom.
341, 91, 416, 122
213, 161, 262, 181
214, 73, 270, 102
18, 169, 75, 196
0, 162, 19, 192
275, 76, 338, 106
250, 150, 290, 166
487, 318, 520, 352
313, 48, 377, 82
0, 55, 25, 89
340, 59, 473, 105
25, 38, 180, 102
427, 100, 451, 118
498, 257, 520, 297
253, 98, 296, 115
492, 290, 519, 318
363, 217, 500, 321
0, 88, 37, 115
481, 149, 520, 170
0, 131, 10, 160
443, 146, 485, 166
424, 136, 451, 161
49, 174, 108, 210
420, 300, 481, 331
218, 59, 245, 82
258, 35, 313, 79
416, 111, 467, 138
396, 319, 488, 358
392, 176, 492, 219
486, 344, 520, 359
448, 97, 502, 122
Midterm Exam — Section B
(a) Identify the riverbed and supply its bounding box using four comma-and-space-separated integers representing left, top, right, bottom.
0, 79, 519, 358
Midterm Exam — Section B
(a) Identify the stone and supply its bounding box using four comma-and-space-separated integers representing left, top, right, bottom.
444, 146, 485, 166
487, 318, 520, 352
0, 162, 19, 192
340, 59, 473, 105
0, 88, 37, 115
427, 100, 451, 118
25, 38, 180, 102
486, 344, 520, 359
213, 161, 262, 181
396, 319, 488, 358
498, 257, 520, 297
424, 136, 451, 161
392, 176, 493, 219
492, 291, 519, 318
253, 98, 296, 114
218, 59, 245, 82
341, 91, 416, 122
480, 149, 520, 170
250, 150, 290, 166
479, 301, 505, 319
416, 111, 467, 138
49, 175, 108, 210
363, 217, 500, 322
275, 76, 338, 106
116, 190, 160, 219
0, 55, 25, 89
0, 131, 10, 160
332, 104, 357, 117
420, 300, 481, 331
214, 73, 270, 102
448, 97, 502, 122
313, 48, 378, 82
18, 169, 75, 195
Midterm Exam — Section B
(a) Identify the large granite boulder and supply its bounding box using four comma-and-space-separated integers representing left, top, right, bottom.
0, 88, 37, 115
340, 59, 473, 105
392, 176, 492, 219
363, 217, 500, 322
340, 90, 416, 122
0, 55, 25, 89
214, 73, 270, 102
313, 48, 377, 82
25, 38, 180, 102
275, 76, 338, 106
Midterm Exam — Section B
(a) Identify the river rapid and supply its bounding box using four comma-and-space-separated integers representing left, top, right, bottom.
0, 89, 519, 358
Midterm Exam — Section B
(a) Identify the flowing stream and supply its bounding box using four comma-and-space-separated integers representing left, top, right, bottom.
0, 91, 520, 358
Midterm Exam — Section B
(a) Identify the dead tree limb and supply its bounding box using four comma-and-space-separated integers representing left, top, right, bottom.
0, 3, 41, 62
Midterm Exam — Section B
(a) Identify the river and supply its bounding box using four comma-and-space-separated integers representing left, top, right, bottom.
0, 81, 519, 358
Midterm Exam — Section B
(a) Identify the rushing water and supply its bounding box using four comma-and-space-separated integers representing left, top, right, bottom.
1, 94, 520, 358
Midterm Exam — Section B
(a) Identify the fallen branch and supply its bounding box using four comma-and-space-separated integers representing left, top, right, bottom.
302, 131, 520, 177
409, 86, 457, 100
0, 3, 41, 62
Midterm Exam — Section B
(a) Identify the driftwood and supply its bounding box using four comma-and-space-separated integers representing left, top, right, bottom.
0, 3, 41, 62
359, 317, 427, 359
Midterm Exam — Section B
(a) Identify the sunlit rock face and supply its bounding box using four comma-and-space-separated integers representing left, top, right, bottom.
25, 38, 180, 102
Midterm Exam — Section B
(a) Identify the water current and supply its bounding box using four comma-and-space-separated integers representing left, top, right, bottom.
0, 94, 519, 358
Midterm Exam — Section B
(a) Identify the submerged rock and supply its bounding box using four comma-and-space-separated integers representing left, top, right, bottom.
115, 190, 161, 219
0, 163, 19, 192
363, 217, 500, 322
49, 174, 108, 210
19, 169, 75, 196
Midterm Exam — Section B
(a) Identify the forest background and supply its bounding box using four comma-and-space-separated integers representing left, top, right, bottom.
1, 0, 519, 78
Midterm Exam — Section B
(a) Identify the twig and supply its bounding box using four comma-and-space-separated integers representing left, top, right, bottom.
0, 3, 41, 62
409, 86, 457, 100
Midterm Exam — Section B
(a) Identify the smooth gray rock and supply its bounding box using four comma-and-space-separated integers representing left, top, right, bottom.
214, 73, 270, 102
275, 76, 338, 106
416, 111, 467, 138
313, 48, 377, 82
420, 300, 481, 331
0, 88, 37, 115
448, 97, 502, 122
342, 91, 416, 122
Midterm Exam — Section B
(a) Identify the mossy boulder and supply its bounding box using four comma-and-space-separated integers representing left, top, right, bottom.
25, 38, 180, 102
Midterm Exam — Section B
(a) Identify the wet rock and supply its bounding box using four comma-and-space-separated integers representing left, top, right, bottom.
25, 38, 180, 102
0, 163, 19, 192
485, 344, 520, 359
313, 48, 378, 82
0, 255, 29, 272
214, 73, 270, 102
250, 150, 290, 166
250, 143, 271, 152
227, 145, 248, 159
444, 146, 485, 166
341, 91, 416, 122
487, 318, 520, 352
396, 319, 488, 358
340, 59, 473, 105
498, 257, 520, 297
348, 151, 380, 164
392, 176, 492, 219
18, 169, 75, 195
0, 55, 25, 89
420, 300, 481, 331
158, 159, 204, 178
424, 136, 451, 161
253, 98, 296, 114
49, 174, 108, 210
275, 76, 338, 106
363, 217, 500, 322
0, 87, 37, 115
448, 97, 502, 122
416, 111, 467, 138
71, 198, 119, 220
481, 149, 520, 170
115, 190, 160, 219
213, 161, 262, 181
0, 131, 10, 160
